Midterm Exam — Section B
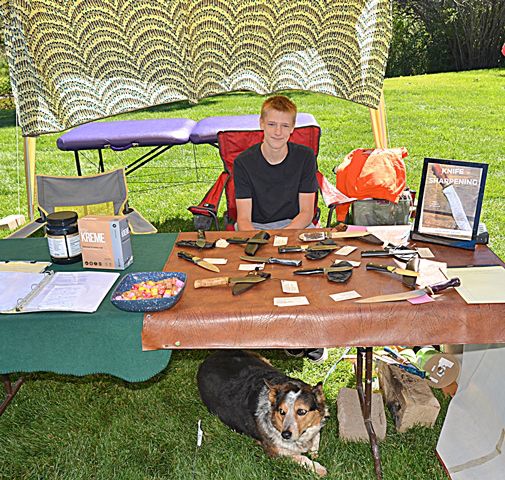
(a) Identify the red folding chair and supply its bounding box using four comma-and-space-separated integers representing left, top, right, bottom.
188, 125, 347, 230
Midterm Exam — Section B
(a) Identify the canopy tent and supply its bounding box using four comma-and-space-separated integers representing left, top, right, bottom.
0, 0, 391, 218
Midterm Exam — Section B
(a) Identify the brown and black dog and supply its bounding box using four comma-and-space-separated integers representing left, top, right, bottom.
197, 350, 329, 476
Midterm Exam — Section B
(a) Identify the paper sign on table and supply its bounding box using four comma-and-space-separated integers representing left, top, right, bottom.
274, 296, 309, 307
417, 247, 435, 258
273, 236, 288, 246
329, 290, 361, 302
238, 263, 265, 271
281, 280, 299, 294
347, 260, 361, 267
215, 239, 229, 248
334, 245, 357, 256
202, 258, 228, 265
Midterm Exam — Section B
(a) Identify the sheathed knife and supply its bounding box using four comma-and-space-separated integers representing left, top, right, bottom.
193, 270, 271, 295
366, 263, 419, 277
355, 277, 461, 303
177, 250, 220, 272
279, 244, 341, 253
239, 255, 302, 267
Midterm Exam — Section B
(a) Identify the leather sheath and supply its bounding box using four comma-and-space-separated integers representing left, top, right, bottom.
142, 229, 505, 351
244, 231, 270, 256
175, 240, 215, 249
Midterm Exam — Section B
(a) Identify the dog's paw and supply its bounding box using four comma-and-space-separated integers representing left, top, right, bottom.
293, 455, 327, 477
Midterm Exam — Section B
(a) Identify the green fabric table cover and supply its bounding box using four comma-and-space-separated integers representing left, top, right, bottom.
0, 234, 176, 382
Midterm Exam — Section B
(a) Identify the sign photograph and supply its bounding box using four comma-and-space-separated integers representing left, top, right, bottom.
412, 158, 488, 249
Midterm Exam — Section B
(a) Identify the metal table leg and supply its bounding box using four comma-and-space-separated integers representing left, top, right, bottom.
1, 374, 24, 417
356, 347, 382, 479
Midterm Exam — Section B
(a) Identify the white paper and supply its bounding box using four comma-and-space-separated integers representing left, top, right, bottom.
334, 245, 357, 256
274, 296, 309, 307
202, 258, 228, 265
417, 247, 435, 258
238, 263, 264, 271
329, 290, 361, 302
447, 266, 505, 304
281, 280, 299, 294
273, 236, 288, 246
215, 239, 229, 248
0, 271, 119, 314
366, 225, 412, 246
347, 260, 362, 267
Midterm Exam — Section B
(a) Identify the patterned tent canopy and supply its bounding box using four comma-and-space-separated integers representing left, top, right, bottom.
1, 0, 392, 137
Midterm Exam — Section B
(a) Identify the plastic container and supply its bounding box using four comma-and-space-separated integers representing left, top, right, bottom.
45, 211, 82, 264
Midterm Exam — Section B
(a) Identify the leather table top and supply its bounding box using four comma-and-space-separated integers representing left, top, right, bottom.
142, 229, 505, 350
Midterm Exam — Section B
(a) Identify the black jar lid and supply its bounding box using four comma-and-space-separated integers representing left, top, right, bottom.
46, 211, 78, 226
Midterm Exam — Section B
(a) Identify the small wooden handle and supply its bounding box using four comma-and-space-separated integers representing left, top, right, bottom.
429, 277, 461, 294
194, 277, 230, 289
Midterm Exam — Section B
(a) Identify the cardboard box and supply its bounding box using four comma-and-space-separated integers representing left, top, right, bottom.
78, 215, 133, 270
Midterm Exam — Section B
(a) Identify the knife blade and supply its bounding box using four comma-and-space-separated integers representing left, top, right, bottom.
402, 256, 419, 289
366, 263, 419, 277
196, 229, 206, 249
177, 250, 220, 272
355, 277, 461, 303
239, 255, 302, 267
361, 249, 419, 258
278, 244, 341, 253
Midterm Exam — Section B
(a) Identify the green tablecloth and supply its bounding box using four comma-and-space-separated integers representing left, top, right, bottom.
0, 234, 176, 382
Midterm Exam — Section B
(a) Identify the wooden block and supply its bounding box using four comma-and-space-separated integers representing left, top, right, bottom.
336, 387, 387, 442
378, 361, 440, 433
0, 214, 25, 230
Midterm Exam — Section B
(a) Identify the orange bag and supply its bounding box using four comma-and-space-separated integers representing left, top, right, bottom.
334, 147, 408, 222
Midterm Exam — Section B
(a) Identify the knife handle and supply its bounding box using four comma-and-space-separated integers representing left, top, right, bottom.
428, 277, 461, 294
177, 251, 195, 263
194, 277, 230, 288
270, 258, 302, 267
278, 246, 303, 253
361, 250, 390, 257
366, 263, 390, 273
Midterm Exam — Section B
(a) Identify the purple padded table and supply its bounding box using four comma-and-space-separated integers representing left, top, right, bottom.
57, 118, 196, 175
189, 113, 319, 146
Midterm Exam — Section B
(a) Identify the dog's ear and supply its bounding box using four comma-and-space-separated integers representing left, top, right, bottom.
312, 382, 326, 402
264, 379, 278, 404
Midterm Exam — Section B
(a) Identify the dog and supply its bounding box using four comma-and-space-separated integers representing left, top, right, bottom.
197, 350, 329, 476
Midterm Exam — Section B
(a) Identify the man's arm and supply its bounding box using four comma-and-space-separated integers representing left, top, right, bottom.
286, 192, 316, 229
236, 198, 255, 231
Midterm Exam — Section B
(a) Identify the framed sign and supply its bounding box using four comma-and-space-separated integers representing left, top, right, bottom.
411, 158, 488, 249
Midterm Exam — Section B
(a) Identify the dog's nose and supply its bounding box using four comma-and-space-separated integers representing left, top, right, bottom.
281, 430, 292, 439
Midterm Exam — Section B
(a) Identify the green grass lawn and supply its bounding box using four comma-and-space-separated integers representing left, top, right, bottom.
0, 69, 504, 479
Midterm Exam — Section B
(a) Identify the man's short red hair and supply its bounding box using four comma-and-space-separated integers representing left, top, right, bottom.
260, 95, 297, 124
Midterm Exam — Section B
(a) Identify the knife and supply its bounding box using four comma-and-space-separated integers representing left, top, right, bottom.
193, 271, 271, 295
361, 248, 418, 258
298, 231, 370, 242
177, 250, 220, 272
279, 244, 341, 253
239, 255, 302, 267
293, 265, 354, 275
355, 277, 461, 303
432, 164, 472, 231
366, 263, 419, 277
196, 229, 206, 249
244, 231, 270, 256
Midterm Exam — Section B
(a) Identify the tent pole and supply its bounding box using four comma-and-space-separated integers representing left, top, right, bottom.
23, 136, 37, 221
369, 91, 388, 149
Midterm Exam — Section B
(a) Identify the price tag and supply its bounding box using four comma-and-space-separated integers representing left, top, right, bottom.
334, 245, 357, 256
273, 236, 288, 246
202, 258, 228, 265
417, 247, 435, 258
274, 296, 309, 307
329, 290, 361, 302
238, 263, 265, 271
215, 239, 229, 248
281, 280, 299, 294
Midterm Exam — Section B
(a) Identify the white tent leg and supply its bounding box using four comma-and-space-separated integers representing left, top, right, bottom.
23, 136, 37, 221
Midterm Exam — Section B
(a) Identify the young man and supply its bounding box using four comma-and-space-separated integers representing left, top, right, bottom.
234, 95, 327, 363
234, 95, 318, 231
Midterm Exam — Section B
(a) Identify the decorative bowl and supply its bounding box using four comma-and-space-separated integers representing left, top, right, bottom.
110, 272, 186, 312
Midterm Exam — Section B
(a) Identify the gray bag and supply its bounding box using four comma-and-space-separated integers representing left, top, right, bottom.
346, 190, 412, 226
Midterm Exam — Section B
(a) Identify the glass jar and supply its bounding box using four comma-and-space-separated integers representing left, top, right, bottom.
45, 211, 82, 264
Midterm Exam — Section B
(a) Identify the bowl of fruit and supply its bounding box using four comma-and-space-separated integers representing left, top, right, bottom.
110, 272, 186, 312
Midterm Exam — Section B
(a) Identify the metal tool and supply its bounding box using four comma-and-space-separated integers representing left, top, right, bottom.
366, 263, 419, 277
196, 229, 206, 248
239, 255, 302, 267
355, 277, 461, 303
193, 270, 271, 295
177, 251, 220, 273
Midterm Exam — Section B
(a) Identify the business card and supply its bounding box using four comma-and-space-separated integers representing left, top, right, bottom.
238, 263, 265, 271
202, 258, 228, 265
329, 290, 361, 302
334, 245, 357, 256
281, 280, 299, 294
274, 296, 309, 307
273, 236, 288, 246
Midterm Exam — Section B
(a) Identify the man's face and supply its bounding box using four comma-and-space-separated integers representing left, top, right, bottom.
260, 109, 295, 150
